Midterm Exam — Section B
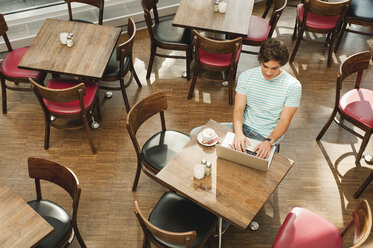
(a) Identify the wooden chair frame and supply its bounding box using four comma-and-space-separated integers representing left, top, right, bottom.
188, 30, 242, 105
100, 18, 142, 112
290, 0, 350, 66
29, 78, 100, 154
65, 0, 104, 25
141, 0, 193, 80
0, 14, 47, 114
28, 157, 86, 248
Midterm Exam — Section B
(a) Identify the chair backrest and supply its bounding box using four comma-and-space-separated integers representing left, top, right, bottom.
141, 0, 159, 42
341, 200, 372, 247
268, 0, 287, 37
0, 14, 12, 51
65, 0, 104, 25
116, 18, 136, 76
134, 201, 197, 247
339, 51, 371, 88
305, 0, 350, 17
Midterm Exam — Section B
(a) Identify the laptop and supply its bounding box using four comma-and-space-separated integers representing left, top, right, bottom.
215, 132, 276, 172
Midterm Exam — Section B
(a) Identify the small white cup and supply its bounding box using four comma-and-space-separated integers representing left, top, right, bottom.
59, 32, 68, 45
194, 164, 205, 180
202, 128, 217, 142
218, 2, 227, 13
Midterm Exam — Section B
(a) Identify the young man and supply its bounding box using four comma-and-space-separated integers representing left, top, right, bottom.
232, 38, 302, 158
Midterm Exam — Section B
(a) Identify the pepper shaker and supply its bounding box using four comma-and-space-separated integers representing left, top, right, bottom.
205, 161, 212, 176
214, 0, 219, 12
66, 33, 74, 47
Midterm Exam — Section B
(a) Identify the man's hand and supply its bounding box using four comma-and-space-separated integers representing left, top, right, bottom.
232, 133, 250, 152
253, 141, 271, 159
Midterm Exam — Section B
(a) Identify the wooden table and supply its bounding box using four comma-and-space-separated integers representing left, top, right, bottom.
173, 0, 254, 35
18, 18, 121, 79
0, 180, 54, 247
156, 119, 294, 247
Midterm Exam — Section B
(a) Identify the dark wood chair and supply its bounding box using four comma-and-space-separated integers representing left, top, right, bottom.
316, 51, 373, 197
238, 0, 287, 55
134, 191, 217, 248
334, 0, 373, 53
27, 157, 86, 248
126, 91, 189, 191
188, 30, 242, 105
100, 18, 142, 112
65, 0, 104, 25
29, 78, 100, 154
290, 0, 350, 66
0, 14, 47, 114
262, 0, 299, 19
273, 200, 372, 247
141, 0, 193, 80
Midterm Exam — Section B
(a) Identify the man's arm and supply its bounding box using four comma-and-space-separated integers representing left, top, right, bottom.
232, 93, 250, 152
254, 105, 298, 158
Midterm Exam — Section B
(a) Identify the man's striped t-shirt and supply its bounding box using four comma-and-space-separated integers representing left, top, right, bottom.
236, 66, 302, 141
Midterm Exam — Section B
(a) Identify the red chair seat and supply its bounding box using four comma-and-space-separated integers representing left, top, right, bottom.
1, 47, 44, 79
339, 88, 373, 128
44, 79, 98, 114
273, 207, 342, 248
199, 47, 241, 67
298, 4, 340, 30
245, 16, 271, 42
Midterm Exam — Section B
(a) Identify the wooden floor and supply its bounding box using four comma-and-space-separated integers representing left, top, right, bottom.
1, 2, 373, 247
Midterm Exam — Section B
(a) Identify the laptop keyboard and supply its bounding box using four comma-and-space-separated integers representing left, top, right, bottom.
228, 144, 257, 156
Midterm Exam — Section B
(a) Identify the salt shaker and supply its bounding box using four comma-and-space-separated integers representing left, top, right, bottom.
66, 33, 74, 47
214, 0, 219, 12
205, 161, 212, 176
201, 159, 207, 166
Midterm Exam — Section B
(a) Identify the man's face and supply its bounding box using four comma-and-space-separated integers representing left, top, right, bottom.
260, 60, 282, 80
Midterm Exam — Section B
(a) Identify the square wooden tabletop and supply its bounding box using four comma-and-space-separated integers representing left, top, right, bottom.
173, 0, 254, 35
18, 19, 121, 79
156, 119, 294, 230
0, 180, 54, 247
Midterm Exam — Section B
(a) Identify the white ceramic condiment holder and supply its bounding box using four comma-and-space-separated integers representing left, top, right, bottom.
194, 164, 205, 179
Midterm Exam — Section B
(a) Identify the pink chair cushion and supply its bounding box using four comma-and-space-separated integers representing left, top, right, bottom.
44, 79, 98, 115
340, 88, 373, 129
199, 46, 241, 67
1, 47, 44, 79
245, 16, 271, 42
298, 4, 340, 30
273, 207, 342, 248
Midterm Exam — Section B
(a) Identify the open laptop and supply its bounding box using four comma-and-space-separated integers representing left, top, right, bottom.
215, 132, 276, 172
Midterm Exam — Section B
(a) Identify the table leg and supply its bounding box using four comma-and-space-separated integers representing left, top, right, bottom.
218, 217, 222, 248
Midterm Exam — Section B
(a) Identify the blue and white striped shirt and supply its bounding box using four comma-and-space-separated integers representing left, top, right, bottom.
236, 66, 302, 140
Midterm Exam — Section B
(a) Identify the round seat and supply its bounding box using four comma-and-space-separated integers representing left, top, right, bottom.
199, 47, 241, 67
102, 48, 130, 78
245, 16, 271, 42
153, 19, 192, 45
298, 4, 340, 30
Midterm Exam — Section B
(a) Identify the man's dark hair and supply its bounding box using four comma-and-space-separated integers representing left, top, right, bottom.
258, 38, 289, 66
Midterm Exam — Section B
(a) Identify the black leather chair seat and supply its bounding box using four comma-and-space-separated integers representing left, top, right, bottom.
142, 130, 189, 171
153, 19, 192, 45
103, 49, 130, 78
347, 0, 373, 22
28, 200, 72, 248
149, 192, 217, 248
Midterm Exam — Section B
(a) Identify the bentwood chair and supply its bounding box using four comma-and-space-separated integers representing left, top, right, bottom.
27, 157, 86, 248
65, 0, 104, 25
188, 30, 242, 105
334, 0, 373, 53
238, 0, 287, 55
30, 78, 100, 154
100, 18, 142, 112
126, 91, 189, 191
273, 200, 372, 248
0, 14, 47, 114
316, 51, 373, 197
135, 191, 217, 248
290, 0, 350, 66
141, 0, 193, 80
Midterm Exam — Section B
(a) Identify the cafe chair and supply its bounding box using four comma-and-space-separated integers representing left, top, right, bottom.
0, 14, 47, 114
100, 18, 142, 113
27, 157, 86, 248
29, 78, 101, 154
334, 0, 373, 53
126, 91, 189, 191
238, 0, 287, 55
188, 30, 242, 105
141, 0, 193, 80
134, 191, 217, 248
273, 199, 372, 248
290, 0, 350, 66
65, 0, 104, 25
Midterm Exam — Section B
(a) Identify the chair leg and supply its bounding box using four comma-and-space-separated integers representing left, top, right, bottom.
82, 114, 96, 154
290, 27, 304, 63
44, 114, 51, 150
131, 61, 142, 88
132, 158, 142, 192
316, 108, 338, 141
146, 44, 156, 79
334, 21, 348, 53
187, 64, 199, 100
74, 227, 87, 248
327, 31, 337, 67
262, 0, 273, 18
142, 238, 150, 248
186, 47, 192, 81
292, 19, 298, 41
1, 75, 7, 114
119, 78, 131, 112
95, 94, 102, 122
228, 68, 235, 105
356, 132, 371, 164
354, 170, 373, 198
